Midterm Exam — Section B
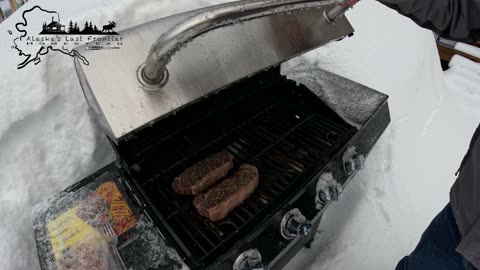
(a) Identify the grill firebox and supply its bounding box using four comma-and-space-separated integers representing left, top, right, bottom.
117, 68, 357, 268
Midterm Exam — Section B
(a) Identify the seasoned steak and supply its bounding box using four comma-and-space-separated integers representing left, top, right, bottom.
193, 164, 259, 222
172, 152, 234, 195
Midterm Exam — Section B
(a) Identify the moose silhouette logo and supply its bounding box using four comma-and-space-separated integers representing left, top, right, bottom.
102, 21, 117, 33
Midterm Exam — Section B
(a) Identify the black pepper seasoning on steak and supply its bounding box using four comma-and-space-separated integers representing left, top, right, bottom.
172, 152, 233, 195
193, 164, 259, 221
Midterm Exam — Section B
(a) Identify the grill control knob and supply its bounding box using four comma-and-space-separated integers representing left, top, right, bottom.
280, 209, 312, 240
343, 147, 365, 174
233, 249, 269, 270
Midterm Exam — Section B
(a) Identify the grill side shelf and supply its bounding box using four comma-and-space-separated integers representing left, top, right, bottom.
32, 162, 188, 270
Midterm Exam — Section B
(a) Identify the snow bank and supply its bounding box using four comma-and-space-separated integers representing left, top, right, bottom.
455, 42, 480, 59
285, 1, 480, 269
444, 55, 480, 107
449, 54, 480, 74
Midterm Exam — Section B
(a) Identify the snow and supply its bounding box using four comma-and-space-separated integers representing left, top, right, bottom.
455, 42, 480, 59
284, 1, 480, 269
444, 55, 480, 100
0, 0, 479, 270
284, 65, 387, 129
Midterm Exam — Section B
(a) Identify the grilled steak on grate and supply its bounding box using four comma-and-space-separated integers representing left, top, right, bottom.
172, 152, 234, 195
193, 164, 259, 221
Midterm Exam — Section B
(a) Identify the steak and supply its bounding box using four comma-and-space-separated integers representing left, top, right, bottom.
193, 164, 259, 222
172, 152, 234, 195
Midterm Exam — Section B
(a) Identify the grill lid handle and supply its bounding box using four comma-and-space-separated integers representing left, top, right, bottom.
137, 0, 352, 91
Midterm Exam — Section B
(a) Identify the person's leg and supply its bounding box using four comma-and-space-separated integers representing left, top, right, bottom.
395, 204, 465, 270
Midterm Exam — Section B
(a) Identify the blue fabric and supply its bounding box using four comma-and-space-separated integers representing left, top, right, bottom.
396, 204, 478, 270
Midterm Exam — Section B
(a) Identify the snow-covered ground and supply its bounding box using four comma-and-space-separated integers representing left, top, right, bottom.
0, 0, 479, 270
284, 3, 480, 269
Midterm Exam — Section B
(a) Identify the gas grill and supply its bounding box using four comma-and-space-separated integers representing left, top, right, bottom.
33, 1, 391, 270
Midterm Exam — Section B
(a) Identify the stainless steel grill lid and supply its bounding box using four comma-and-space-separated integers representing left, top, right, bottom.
74, 0, 354, 141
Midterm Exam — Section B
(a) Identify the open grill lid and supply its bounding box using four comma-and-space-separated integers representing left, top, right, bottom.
74, 0, 354, 142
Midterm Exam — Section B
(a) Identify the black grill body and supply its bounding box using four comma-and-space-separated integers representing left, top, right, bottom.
33, 67, 390, 270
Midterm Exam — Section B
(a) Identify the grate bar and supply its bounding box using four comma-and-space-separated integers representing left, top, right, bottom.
229, 209, 247, 224
143, 100, 284, 185
133, 81, 282, 153
185, 218, 218, 249
304, 117, 344, 137
172, 217, 208, 256
289, 123, 332, 147
310, 115, 345, 132
238, 205, 254, 217
251, 115, 314, 161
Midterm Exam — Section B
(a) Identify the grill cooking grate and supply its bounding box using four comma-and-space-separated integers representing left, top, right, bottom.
119, 68, 357, 268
